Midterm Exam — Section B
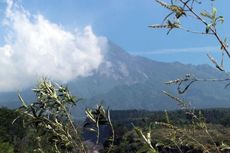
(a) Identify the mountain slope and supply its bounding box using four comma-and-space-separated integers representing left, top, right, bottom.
1, 42, 230, 112
69, 42, 230, 112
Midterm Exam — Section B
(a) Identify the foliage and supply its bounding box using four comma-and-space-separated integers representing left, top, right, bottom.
84, 105, 114, 152
14, 79, 115, 153
0, 107, 26, 152
1, 0, 229, 152
0, 107, 24, 141
131, 0, 230, 152
151, 0, 229, 86
110, 109, 230, 153
0, 141, 14, 153
16, 80, 86, 153
3, 105, 230, 152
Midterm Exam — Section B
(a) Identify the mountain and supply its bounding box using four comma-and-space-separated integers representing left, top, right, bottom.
68, 42, 230, 113
1, 41, 230, 113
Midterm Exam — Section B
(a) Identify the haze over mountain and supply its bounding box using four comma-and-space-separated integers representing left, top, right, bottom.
1, 42, 230, 113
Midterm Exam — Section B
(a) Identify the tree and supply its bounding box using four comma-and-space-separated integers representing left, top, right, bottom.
0, 107, 26, 152
16, 79, 114, 153
14, 1, 230, 152
134, 0, 230, 152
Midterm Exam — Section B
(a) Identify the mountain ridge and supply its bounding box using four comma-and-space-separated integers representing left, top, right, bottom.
1, 42, 230, 113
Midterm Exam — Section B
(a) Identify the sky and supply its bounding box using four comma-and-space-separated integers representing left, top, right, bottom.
15, 0, 230, 63
0, 0, 229, 91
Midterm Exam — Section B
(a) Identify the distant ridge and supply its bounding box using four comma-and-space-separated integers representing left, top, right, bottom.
1, 41, 230, 113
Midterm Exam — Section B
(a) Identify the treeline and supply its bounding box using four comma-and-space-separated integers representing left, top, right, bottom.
110, 108, 230, 127
110, 108, 230, 152
0, 107, 26, 152
2, 107, 230, 152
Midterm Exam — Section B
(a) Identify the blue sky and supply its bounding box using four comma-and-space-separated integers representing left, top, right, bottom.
1, 0, 230, 64
0, 0, 229, 91
15, 0, 230, 65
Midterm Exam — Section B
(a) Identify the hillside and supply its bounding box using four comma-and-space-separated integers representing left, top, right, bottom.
69, 42, 230, 111
1, 42, 230, 112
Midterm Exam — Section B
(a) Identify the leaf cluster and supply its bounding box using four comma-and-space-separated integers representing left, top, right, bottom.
16, 79, 85, 153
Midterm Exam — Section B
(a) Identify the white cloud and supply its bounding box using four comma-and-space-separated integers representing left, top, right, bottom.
132, 46, 219, 55
0, 0, 108, 92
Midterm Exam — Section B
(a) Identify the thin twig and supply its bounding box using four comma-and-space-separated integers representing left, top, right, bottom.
106, 109, 115, 153
61, 103, 87, 153
178, 0, 230, 58
180, 26, 214, 35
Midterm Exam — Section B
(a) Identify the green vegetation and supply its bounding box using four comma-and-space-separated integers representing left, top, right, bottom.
130, 0, 230, 152
0, 141, 14, 153
111, 109, 230, 153
1, 0, 230, 152
0, 107, 26, 152
14, 80, 114, 153
2, 107, 230, 152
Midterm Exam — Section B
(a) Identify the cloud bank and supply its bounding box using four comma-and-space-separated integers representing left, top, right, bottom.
0, 0, 107, 91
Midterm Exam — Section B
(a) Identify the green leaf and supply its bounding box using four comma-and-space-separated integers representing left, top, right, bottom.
85, 128, 97, 133
220, 142, 230, 151
134, 127, 147, 142
85, 109, 96, 123
216, 16, 224, 24
205, 24, 211, 34
212, 7, 217, 17
18, 94, 28, 108
200, 11, 212, 19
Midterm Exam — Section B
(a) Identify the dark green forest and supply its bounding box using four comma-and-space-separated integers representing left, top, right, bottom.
2, 107, 230, 152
